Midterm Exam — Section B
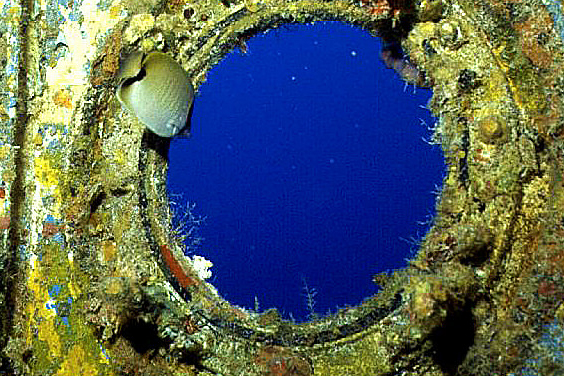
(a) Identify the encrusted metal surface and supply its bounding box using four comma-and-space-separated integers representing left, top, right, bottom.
1, 0, 563, 375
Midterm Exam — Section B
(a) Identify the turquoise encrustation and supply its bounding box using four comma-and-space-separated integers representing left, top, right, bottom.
116, 51, 194, 138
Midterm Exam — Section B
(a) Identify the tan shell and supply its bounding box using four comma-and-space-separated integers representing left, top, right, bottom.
116, 51, 194, 138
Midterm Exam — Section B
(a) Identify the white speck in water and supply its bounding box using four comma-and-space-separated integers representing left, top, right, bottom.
351, 50, 357, 57
291, 76, 296, 81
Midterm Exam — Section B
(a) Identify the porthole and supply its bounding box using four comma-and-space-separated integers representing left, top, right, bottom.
136, 16, 425, 348
166, 22, 443, 322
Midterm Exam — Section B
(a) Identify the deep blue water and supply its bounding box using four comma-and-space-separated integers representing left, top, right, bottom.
167, 22, 444, 322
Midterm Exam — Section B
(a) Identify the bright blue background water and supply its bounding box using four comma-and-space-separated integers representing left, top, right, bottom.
167, 22, 444, 322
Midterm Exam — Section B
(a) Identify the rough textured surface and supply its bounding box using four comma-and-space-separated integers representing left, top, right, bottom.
1, 0, 563, 375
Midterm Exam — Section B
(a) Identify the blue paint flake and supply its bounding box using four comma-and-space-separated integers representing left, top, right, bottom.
48, 284, 62, 298
100, 344, 110, 360
539, 320, 564, 363
544, 0, 564, 42
17, 244, 28, 262
512, 318, 564, 375
45, 288, 73, 327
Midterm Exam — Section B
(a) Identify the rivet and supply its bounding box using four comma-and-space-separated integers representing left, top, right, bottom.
438, 20, 463, 49
477, 115, 506, 144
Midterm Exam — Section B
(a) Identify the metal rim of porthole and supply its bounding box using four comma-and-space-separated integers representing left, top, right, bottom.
75, 0, 564, 374
138, 0, 407, 343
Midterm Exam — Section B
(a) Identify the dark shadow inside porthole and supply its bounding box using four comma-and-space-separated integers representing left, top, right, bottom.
167, 22, 444, 322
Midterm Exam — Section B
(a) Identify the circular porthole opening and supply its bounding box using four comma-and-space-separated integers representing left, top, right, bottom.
167, 21, 444, 322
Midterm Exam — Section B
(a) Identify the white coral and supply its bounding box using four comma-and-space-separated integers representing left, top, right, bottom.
191, 255, 213, 280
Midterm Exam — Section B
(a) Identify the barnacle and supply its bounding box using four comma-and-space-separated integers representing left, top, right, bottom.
476, 115, 506, 144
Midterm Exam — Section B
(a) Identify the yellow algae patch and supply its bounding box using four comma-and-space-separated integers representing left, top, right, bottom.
0, 145, 9, 160
244, 0, 260, 12
6, 6, 21, 20
114, 148, 127, 167
109, 4, 122, 18
312, 331, 391, 375
38, 320, 62, 358
57, 345, 99, 376
53, 89, 74, 109
33, 133, 44, 147
26, 254, 62, 360
124, 14, 155, 44
67, 279, 81, 299
24, 244, 106, 374
102, 240, 118, 262
106, 277, 126, 295
35, 155, 60, 188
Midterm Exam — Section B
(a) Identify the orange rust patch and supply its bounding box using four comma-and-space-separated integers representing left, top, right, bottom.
254, 346, 313, 376
366, 0, 391, 16
473, 148, 491, 163
90, 28, 122, 86
42, 222, 65, 237
168, 0, 187, 11
515, 14, 554, 69
53, 89, 73, 109
0, 215, 9, 230
160, 244, 197, 290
